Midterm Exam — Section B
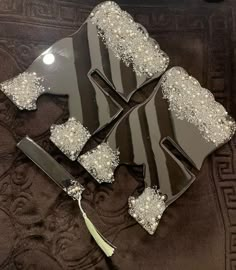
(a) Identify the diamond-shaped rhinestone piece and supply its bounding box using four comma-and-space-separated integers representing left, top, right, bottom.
0, 72, 45, 110
128, 187, 166, 235
50, 118, 91, 161
78, 142, 119, 183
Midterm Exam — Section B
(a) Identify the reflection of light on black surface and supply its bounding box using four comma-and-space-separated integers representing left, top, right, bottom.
43, 53, 55, 65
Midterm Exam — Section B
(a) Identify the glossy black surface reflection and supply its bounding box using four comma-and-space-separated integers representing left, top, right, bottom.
106, 82, 217, 206
27, 22, 119, 133
12, 4, 219, 209
26, 18, 160, 134
17, 137, 74, 189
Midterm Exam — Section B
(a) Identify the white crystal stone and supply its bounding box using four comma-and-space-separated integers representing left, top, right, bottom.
128, 187, 166, 235
161, 67, 236, 145
50, 118, 91, 161
0, 72, 45, 110
90, 1, 169, 77
78, 142, 119, 183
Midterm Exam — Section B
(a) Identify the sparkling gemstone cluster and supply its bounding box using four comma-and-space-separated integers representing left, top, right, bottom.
0, 72, 45, 110
161, 67, 236, 145
78, 142, 120, 183
90, 1, 169, 77
50, 118, 91, 161
64, 179, 85, 200
128, 187, 166, 235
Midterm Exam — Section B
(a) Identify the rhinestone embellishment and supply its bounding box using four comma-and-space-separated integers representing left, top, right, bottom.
78, 143, 120, 183
128, 187, 166, 235
90, 1, 169, 77
63, 179, 85, 201
50, 118, 91, 161
161, 67, 236, 145
0, 72, 45, 110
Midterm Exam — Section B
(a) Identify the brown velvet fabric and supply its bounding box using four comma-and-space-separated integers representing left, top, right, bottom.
0, 0, 235, 269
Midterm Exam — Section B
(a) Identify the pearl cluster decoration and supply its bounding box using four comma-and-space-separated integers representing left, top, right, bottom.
90, 1, 169, 77
128, 187, 166, 235
64, 179, 85, 201
161, 67, 236, 145
0, 72, 45, 110
50, 118, 91, 161
78, 143, 120, 183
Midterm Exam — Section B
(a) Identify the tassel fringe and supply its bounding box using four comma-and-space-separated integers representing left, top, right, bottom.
78, 197, 115, 257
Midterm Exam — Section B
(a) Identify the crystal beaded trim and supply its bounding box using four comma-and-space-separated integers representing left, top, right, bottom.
63, 179, 85, 201
78, 143, 119, 184
50, 118, 91, 161
161, 67, 236, 145
90, 1, 169, 77
0, 72, 45, 110
128, 187, 166, 235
